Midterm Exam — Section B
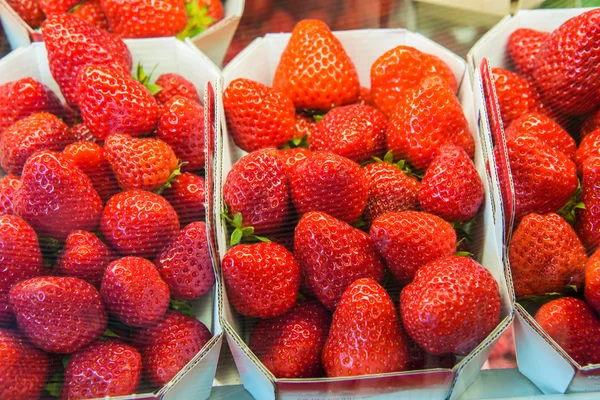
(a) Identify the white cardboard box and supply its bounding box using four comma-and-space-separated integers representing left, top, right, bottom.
214, 29, 513, 400
0, 37, 224, 400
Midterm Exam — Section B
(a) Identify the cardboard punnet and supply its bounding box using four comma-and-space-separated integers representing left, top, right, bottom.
0, 37, 224, 400
467, 8, 600, 395
213, 29, 513, 400
0, 0, 244, 67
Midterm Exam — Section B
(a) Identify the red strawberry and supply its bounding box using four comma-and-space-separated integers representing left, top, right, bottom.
224, 78, 295, 152
534, 10, 600, 116
534, 297, 600, 365
101, 0, 187, 38
259, 8, 294, 35
371, 45, 457, 118
71, 123, 96, 143
293, 114, 315, 141
370, 211, 456, 286
100, 190, 179, 259
273, 20, 360, 111
0, 175, 20, 215
582, 108, 600, 137
134, 311, 212, 387
386, 75, 473, 170
418, 144, 484, 222
322, 278, 410, 376
154, 73, 201, 106
290, 151, 367, 224
9, 276, 107, 353
277, 148, 312, 178
38, 0, 79, 15
295, 211, 385, 310
55, 230, 113, 289
13, 150, 103, 240
510, 213, 587, 298
585, 249, 600, 314
507, 28, 549, 79
492, 68, 543, 127
6, 0, 45, 28
42, 13, 132, 107
250, 301, 331, 378
0, 329, 49, 400
577, 156, 600, 253
222, 242, 300, 318
71, 0, 110, 31
163, 172, 206, 226
401, 256, 501, 355
575, 129, 600, 173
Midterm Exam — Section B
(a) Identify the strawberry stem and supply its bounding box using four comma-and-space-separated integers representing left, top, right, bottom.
282, 134, 309, 149
220, 211, 271, 245
557, 180, 584, 226
134, 63, 163, 96
169, 299, 195, 318
155, 161, 185, 195
177, 2, 215, 40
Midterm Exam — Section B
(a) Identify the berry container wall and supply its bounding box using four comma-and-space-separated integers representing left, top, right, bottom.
0, 37, 223, 400
214, 29, 513, 400
468, 8, 600, 395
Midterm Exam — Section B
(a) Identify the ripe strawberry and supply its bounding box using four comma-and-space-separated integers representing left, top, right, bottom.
290, 151, 367, 224
9, 276, 107, 353
154, 73, 201, 106
6, 0, 45, 28
273, 20, 360, 111
259, 8, 294, 35
0, 329, 49, 400
222, 242, 300, 318
101, 0, 187, 38
104, 134, 178, 192
507, 28, 549, 79
13, 151, 103, 240
534, 10, 600, 116
224, 79, 295, 152
62, 341, 142, 400
277, 148, 312, 178
322, 278, 410, 376
163, 172, 206, 226
582, 108, 600, 137
585, 249, 600, 314
370, 211, 456, 285
419, 145, 484, 222
134, 311, 212, 387
577, 156, 600, 253
371, 45, 457, 118
38, 0, 79, 15
510, 213, 587, 298
401, 256, 501, 355
71, 122, 96, 143
42, 13, 132, 107
0, 215, 43, 326
71, 0, 110, 31
534, 297, 600, 366
293, 114, 315, 141
250, 301, 331, 378
575, 129, 600, 173
492, 68, 543, 128
55, 230, 113, 289
100, 190, 179, 259
0, 175, 20, 215
386, 75, 473, 171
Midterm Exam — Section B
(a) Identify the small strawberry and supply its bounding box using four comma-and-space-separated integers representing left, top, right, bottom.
6, 0, 45, 28
277, 148, 312, 178
0, 175, 20, 215
9, 276, 107, 353
163, 172, 206, 226
293, 114, 315, 141
273, 20, 360, 111
492, 67, 543, 127
507, 28, 549, 79
38, 0, 79, 15
575, 128, 600, 173
585, 249, 600, 314
71, 0, 110, 31
322, 278, 410, 376
510, 213, 587, 298
401, 256, 501, 355
101, 0, 188, 38
577, 156, 600, 253
582, 109, 600, 137
154, 73, 201, 106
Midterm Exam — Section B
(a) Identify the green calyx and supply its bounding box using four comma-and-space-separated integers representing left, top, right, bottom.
369, 150, 417, 177
134, 62, 163, 96
221, 211, 270, 246
557, 180, 585, 226
155, 161, 185, 195
169, 299, 195, 318
177, 2, 215, 40
282, 134, 309, 150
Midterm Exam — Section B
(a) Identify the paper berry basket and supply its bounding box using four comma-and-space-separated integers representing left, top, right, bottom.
213, 28, 513, 400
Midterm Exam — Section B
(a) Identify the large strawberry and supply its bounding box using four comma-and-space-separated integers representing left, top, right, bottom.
575, 128, 600, 173
6, 0, 45, 28
0, 175, 19, 215
273, 20, 360, 111
101, 0, 187, 38
154, 73, 201, 105
71, 0, 110, 31
577, 156, 600, 253
585, 249, 600, 315
507, 28, 549, 79
492, 67, 544, 127
163, 172, 206, 227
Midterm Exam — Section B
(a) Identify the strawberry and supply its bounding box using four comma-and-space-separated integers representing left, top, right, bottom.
223, 79, 295, 152
0, 175, 20, 215
101, 0, 187, 38
62, 341, 142, 400
401, 256, 501, 355
250, 301, 331, 378
277, 148, 312, 178
290, 151, 367, 224
222, 242, 300, 318
259, 8, 295, 35
295, 211, 385, 310
71, 0, 110, 31
100, 190, 179, 259
55, 230, 113, 289
273, 20, 360, 111
13, 150, 103, 240
309, 104, 387, 163
42, 13, 132, 107
577, 156, 600, 253
155, 222, 215, 300
134, 311, 212, 387
585, 249, 600, 314
534, 10, 600, 116
419, 145, 484, 222
386, 75, 473, 171
101, 257, 170, 327
71, 123, 96, 143
9, 276, 107, 353
509, 213, 587, 298
507, 28, 549, 79
534, 297, 600, 366
293, 114, 315, 141
38, 0, 79, 15
370, 211, 456, 285
6, 0, 45, 28
575, 129, 600, 173
77, 64, 160, 141
582, 108, 600, 137
322, 278, 410, 376
163, 172, 206, 226
0, 329, 49, 400
492, 67, 544, 127
371, 45, 457, 118
0, 215, 43, 326
104, 134, 178, 192
154, 73, 201, 106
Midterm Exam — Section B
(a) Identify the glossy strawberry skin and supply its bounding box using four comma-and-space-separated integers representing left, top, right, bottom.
401, 256, 501, 355
273, 20, 360, 111
6, 0, 45, 28
585, 250, 600, 315
0, 175, 20, 216
9, 276, 107, 354
163, 172, 206, 227
154, 73, 201, 106
277, 148, 312, 178
293, 114, 315, 140
510, 213, 587, 298
492, 68, 542, 127
322, 278, 410, 377
101, 0, 188, 38
71, 0, 110, 31
507, 28, 549, 79
38, 0, 79, 15
577, 156, 600, 253
71, 123, 96, 143
575, 129, 600, 173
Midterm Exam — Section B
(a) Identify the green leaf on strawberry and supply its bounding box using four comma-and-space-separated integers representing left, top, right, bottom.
177, 2, 215, 40
169, 299, 195, 318
557, 180, 584, 226
135, 63, 163, 96
221, 211, 272, 246
44, 371, 65, 397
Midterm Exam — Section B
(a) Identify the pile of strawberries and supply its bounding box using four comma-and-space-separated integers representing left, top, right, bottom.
221, 19, 502, 379
0, 13, 214, 399
491, 9, 600, 366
